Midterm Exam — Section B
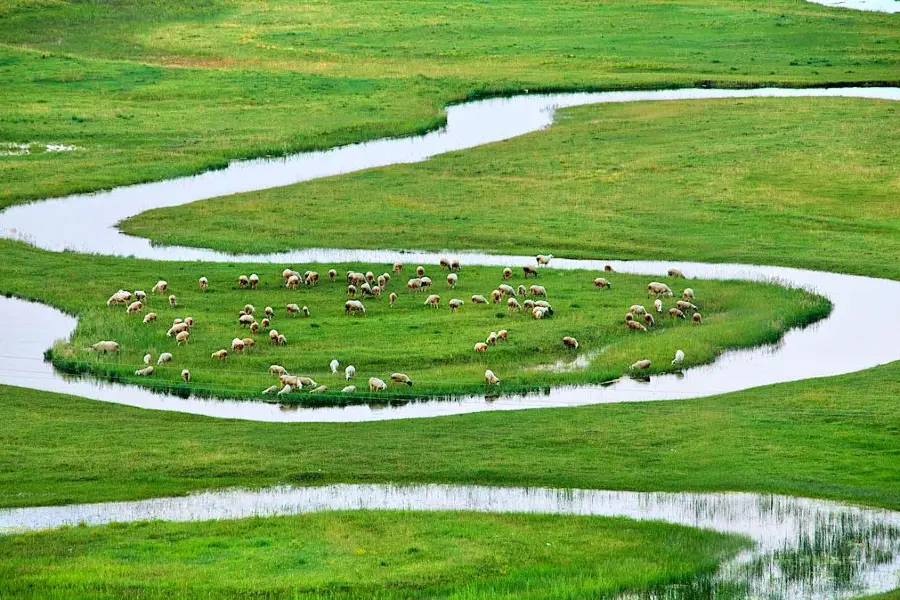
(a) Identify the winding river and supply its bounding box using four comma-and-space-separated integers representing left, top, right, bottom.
2, 19, 900, 594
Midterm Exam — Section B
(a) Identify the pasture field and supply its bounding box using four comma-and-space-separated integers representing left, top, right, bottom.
0, 239, 826, 401
0, 511, 745, 600
1, 0, 899, 208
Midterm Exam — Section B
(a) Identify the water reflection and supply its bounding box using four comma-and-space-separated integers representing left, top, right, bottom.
1, 484, 898, 599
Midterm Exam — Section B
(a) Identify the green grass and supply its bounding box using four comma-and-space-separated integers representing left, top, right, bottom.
1, 0, 900, 209
2, 356, 898, 510
0, 511, 746, 600
123, 97, 900, 280
0, 239, 827, 402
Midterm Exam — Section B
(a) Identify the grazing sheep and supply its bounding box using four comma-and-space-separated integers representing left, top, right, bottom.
287, 303, 301, 315
345, 365, 356, 380
390, 373, 413, 386
302, 306, 310, 317
532, 306, 550, 319
365, 271, 375, 283
648, 282, 674, 298
242, 337, 255, 349
330, 359, 339, 374
593, 277, 611, 289
672, 349, 685, 367
471, 295, 488, 304
345, 300, 366, 315
654, 299, 663, 313
562, 336, 579, 349
420, 276, 433, 289
176, 331, 190, 345
309, 385, 328, 394
474, 342, 488, 353
487, 332, 498, 345
523, 299, 535, 311
502, 267, 512, 280
604, 264, 614, 272
370, 285, 381, 298
134, 290, 147, 302
249, 274, 259, 289
630, 304, 646, 316
167, 322, 189, 337
157, 352, 173, 366
107, 291, 131, 306
626, 320, 647, 332
416, 266, 425, 277
491, 289, 502, 304
143, 353, 151, 365
182, 369, 191, 383
211, 349, 228, 360
269, 329, 279, 344
135, 366, 154, 376
286, 275, 300, 289
277, 334, 287, 346
449, 298, 464, 312
342, 385, 357, 393
523, 265, 538, 278
377, 275, 386, 288
238, 275, 250, 288
498, 329, 508, 341
644, 313, 655, 327
168, 295, 177, 308
261, 318, 270, 330
250, 321, 260, 334
529, 285, 547, 297
151, 281, 168, 294
393, 262, 403, 273
507, 297, 522, 312
277, 384, 294, 396
381, 273, 392, 284
184, 317, 194, 328
328, 269, 337, 282
450, 259, 461, 272
676, 300, 698, 311
262, 306, 273, 318
126, 301, 143, 313
517, 284, 527, 298
534, 301, 552, 310
369, 377, 388, 392
669, 308, 686, 319
282, 268, 296, 282
243, 304, 255, 315
280, 374, 301, 387
305, 272, 319, 286
199, 277, 208, 290
424, 294, 440, 308
536, 254, 553, 266
270, 365, 287, 376
360, 282, 373, 296
682, 288, 695, 301
390, 292, 398, 307
262, 385, 280, 394
498, 284, 515, 297
624, 312, 634, 322
631, 359, 651, 370
447, 273, 458, 288
440, 257, 450, 270
231, 338, 245, 352
693, 312, 703, 324
668, 268, 685, 278
348, 284, 357, 297
407, 278, 422, 292
90, 341, 120, 353
347, 272, 365, 286
485, 369, 500, 385
238, 314, 255, 326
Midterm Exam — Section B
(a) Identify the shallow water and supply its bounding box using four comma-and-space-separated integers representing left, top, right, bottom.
807, 0, 900, 12
1, 484, 899, 599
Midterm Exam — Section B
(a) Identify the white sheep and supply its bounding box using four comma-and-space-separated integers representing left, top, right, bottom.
631, 359, 651, 370
693, 312, 703, 324
286, 275, 300, 289
529, 285, 547, 297
390, 373, 413, 386
342, 385, 357, 393
523, 265, 538, 278
237, 275, 250, 288
562, 336, 579, 349
176, 331, 190, 345
286, 303, 301, 315
498, 284, 516, 297
168, 294, 177, 308
134, 290, 147, 302
261, 385, 279, 395
199, 277, 208, 291
593, 277, 611, 289
143, 353, 151, 365
345, 365, 356, 380
626, 320, 647, 332
328, 269, 337, 282
486, 332, 498, 345
345, 300, 366, 315
157, 352, 173, 365
90, 341, 120, 353
231, 338, 245, 352
502, 267, 512, 280
369, 377, 387, 392
654, 299, 663, 313
449, 298, 464, 312
536, 253, 553, 266
676, 300, 698, 311
424, 294, 440, 308
672, 349, 685, 367
474, 342, 488, 353
393, 262, 403, 273
668, 268, 685, 278
330, 359, 339, 374
277, 384, 294, 396
446, 273, 458, 288
407, 278, 422, 292
277, 334, 287, 346
507, 297, 522, 312
648, 282, 674, 298
182, 369, 191, 383
682, 288, 695, 301
249, 274, 259, 289
151, 281, 168, 294
211, 349, 228, 360
269, 365, 287, 376
106, 291, 131, 306
389, 292, 398, 307
497, 329, 508, 341
416, 265, 425, 277
238, 314, 255, 326
471, 295, 488, 304
167, 323, 188, 337
126, 301, 143, 313
484, 369, 500, 385
135, 366, 153, 376
309, 385, 328, 394
630, 305, 646, 316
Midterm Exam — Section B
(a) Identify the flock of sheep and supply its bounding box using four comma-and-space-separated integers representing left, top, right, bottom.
91, 256, 701, 397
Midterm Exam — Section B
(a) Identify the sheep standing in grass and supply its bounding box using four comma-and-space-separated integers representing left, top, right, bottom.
342, 385, 357, 393
693, 312, 703, 324
447, 273, 458, 288
593, 277, 611, 289
238, 275, 249, 288
491, 289, 502, 304
626, 320, 647, 332
390, 292, 398, 307
286, 275, 300, 290
407, 278, 422, 293
134, 290, 147, 302
487, 332, 498, 346
199, 277, 208, 291
625, 312, 634, 323
310, 385, 328, 394
242, 338, 255, 349
250, 321, 259, 334
168, 295, 177, 308
270, 365, 287, 376
523, 299, 535, 311
345, 365, 356, 380
390, 373, 413, 386
135, 366, 154, 376
330, 359, 339, 374
648, 282, 674, 298
211, 349, 228, 360
668, 268, 684, 278
184, 317, 194, 328
420, 276, 433, 289
126, 301, 143, 313
424, 294, 440, 308
238, 314, 255, 326
345, 300, 366, 315
360, 282, 374, 297
287, 303, 301, 316
90, 341, 120, 353
243, 304, 255, 315
499, 284, 516, 297
502, 267, 512, 280
393, 262, 403, 273
249, 274, 259, 289
264, 306, 274, 318
261, 318, 270, 330
449, 298, 463, 312
107, 291, 131, 306
682, 288, 695, 301
167, 322, 188, 337
507, 297, 522, 312
182, 369, 191, 383
348, 284, 357, 297
269, 330, 279, 344
523, 265, 538, 278
369, 377, 388, 392
672, 349, 685, 367
450, 259, 461, 272
157, 352, 173, 366
669, 308, 685, 319
529, 285, 547, 297
143, 353, 152, 365
631, 359, 651, 370
305, 272, 319, 286
532, 307, 550, 319
377, 275, 387, 288
277, 334, 287, 346
605, 264, 614, 272
471, 295, 488, 305
498, 329, 508, 341
517, 285, 527, 298
644, 313, 655, 328
654, 299, 663, 313
474, 342, 488, 353
302, 306, 310, 317
485, 370, 500, 385
562, 336, 579, 349
676, 300, 698, 311
328, 269, 337, 282
176, 331, 190, 345
231, 338, 245, 352
151, 281, 168, 294
282, 268, 298, 283
630, 305, 646, 316
440, 257, 450, 270
277, 384, 294, 396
